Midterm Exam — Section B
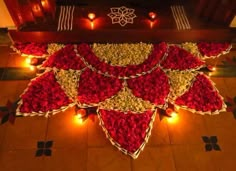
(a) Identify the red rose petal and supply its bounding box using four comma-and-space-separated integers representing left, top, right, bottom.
13, 42, 48, 56
77, 43, 167, 78
98, 109, 155, 158
42, 45, 86, 70
197, 42, 231, 57
127, 67, 170, 106
77, 69, 123, 104
175, 74, 224, 113
161, 45, 205, 70
19, 71, 72, 114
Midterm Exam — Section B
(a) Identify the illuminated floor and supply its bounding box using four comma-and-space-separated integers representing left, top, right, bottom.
0, 43, 236, 171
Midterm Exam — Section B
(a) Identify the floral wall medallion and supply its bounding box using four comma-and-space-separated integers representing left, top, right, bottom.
107, 6, 137, 26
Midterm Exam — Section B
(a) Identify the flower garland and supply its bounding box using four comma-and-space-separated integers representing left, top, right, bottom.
54, 68, 81, 101
98, 109, 156, 159
91, 43, 153, 66
174, 73, 226, 114
99, 84, 155, 113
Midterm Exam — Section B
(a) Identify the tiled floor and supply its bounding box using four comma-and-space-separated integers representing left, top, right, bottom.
0, 43, 236, 171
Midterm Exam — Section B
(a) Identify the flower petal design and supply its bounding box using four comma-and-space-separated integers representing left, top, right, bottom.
17, 71, 73, 116
197, 42, 231, 58
127, 67, 170, 108
54, 69, 81, 100
12, 42, 48, 57
42, 45, 86, 70
174, 74, 226, 114
77, 69, 123, 105
99, 85, 155, 113
166, 70, 198, 101
161, 45, 205, 70
91, 43, 153, 66
77, 42, 167, 78
98, 109, 156, 159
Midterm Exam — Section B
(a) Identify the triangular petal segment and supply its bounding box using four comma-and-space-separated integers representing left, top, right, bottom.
127, 68, 170, 108
161, 45, 205, 70
174, 74, 226, 114
17, 71, 72, 116
98, 109, 156, 159
77, 69, 123, 105
42, 45, 85, 70
197, 42, 231, 58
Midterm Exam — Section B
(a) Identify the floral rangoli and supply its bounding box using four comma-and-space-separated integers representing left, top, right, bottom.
12, 42, 231, 159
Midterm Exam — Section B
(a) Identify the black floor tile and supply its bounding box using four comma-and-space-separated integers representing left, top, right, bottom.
1, 67, 36, 80
0, 68, 4, 79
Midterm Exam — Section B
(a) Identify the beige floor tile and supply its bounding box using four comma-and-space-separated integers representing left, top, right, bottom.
0, 46, 10, 67
0, 81, 21, 105
0, 149, 44, 171
167, 109, 208, 145
203, 112, 236, 145
210, 77, 228, 98
87, 147, 131, 171
172, 144, 219, 171
1, 116, 48, 150
46, 107, 88, 149
210, 143, 236, 171
44, 148, 87, 171
0, 124, 8, 151
15, 80, 30, 97
132, 146, 176, 171
147, 114, 170, 146
87, 117, 111, 147
224, 78, 236, 96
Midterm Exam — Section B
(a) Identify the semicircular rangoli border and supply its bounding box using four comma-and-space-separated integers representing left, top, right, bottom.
13, 42, 232, 159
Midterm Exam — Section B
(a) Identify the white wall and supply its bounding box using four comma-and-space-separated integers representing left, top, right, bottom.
0, 0, 15, 28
